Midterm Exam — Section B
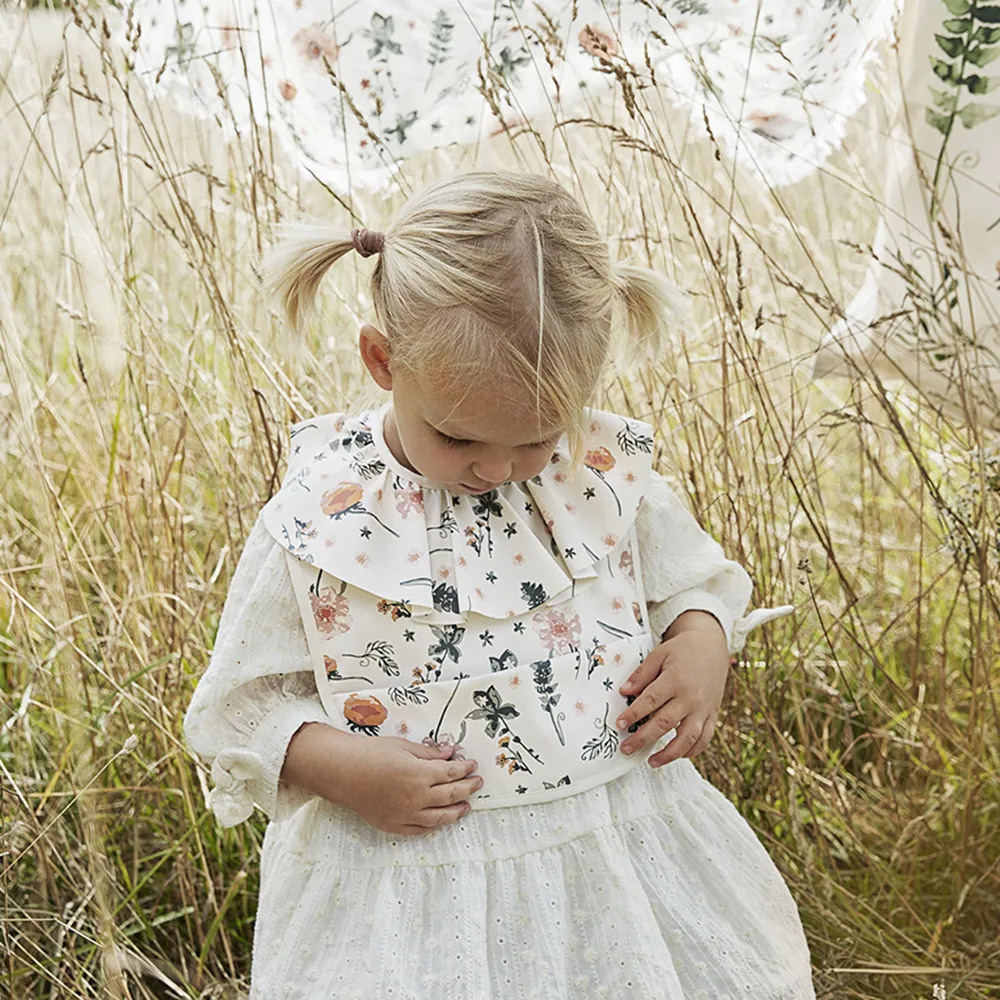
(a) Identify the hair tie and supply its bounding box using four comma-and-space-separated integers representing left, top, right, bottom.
351, 227, 385, 258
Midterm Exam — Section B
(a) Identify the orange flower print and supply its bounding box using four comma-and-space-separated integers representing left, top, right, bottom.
343, 693, 387, 734
395, 484, 424, 518
278, 79, 297, 101
323, 655, 340, 679
355, 552, 370, 566
513, 552, 525, 565
320, 482, 399, 536
533, 608, 582, 654
407, 549, 422, 563
508, 675, 521, 687
321, 482, 363, 516
578, 24, 617, 58
584, 447, 616, 473
293, 23, 339, 62
632, 601, 644, 626
610, 597, 624, 612
603, 533, 618, 548
574, 700, 587, 715
310, 585, 352, 637
619, 546, 635, 581
585, 447, 623, 516
395, 721, 410, 736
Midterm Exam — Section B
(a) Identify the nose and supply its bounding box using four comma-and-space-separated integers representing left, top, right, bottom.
471, 457, 514, 486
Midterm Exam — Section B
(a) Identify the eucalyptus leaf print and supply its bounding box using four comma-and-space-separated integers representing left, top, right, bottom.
343, 693, 388, 736
616, 420, 653, 457
320, 482, 400, 536
580, 702, 620, 761
531, 659, 566, 745
388, 684, 430, 707
927, 0, 1000, 215
541, 774, 572, 790
341, 640, 399, 677
584, 446, 622, 516
427, 8, 455, 88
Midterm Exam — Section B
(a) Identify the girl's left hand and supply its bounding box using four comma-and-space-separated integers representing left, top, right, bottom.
614, 614, 731, 768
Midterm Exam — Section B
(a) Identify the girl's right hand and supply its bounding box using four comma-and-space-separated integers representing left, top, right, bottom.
335, 735, 482, 836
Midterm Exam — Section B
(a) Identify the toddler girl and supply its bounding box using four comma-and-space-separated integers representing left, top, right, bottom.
185, 170, 813, 999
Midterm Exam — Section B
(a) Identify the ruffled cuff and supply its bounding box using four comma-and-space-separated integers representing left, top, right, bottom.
648, 588, 737, 650
208, 696, 331, 827
649, 590, 795, 657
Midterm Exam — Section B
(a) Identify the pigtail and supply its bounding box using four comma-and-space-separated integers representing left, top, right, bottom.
262, 221, 358, 331
609, 261, 692, 370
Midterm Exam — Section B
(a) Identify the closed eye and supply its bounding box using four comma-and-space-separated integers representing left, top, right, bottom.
433, 429, 559, 450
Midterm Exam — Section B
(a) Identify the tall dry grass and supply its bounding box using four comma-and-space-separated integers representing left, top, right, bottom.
0, 4, 997, 999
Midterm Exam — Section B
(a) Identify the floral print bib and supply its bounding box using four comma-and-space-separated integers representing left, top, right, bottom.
260, 402, 671, 808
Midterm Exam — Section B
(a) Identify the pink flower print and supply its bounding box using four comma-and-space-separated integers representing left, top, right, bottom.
395, 484, 424, 518
293, 23, 339, 62
310, 586, 352, 637
602, 533, 618, 548
457, 556, 467, 567
574, 700, 587, 715
437, 566, 451, 580
355, 552, 370, 566
407, 550, 421, 563
513, 552, 525, 565
532, 609, 582, 654
619, 547, 635, 581
610, 596, 624, 612
565, 503, 575, 513
578, 24, 617, 58
589, 420, 601, 434
396, 721, 410, 737
422, 732, 466, 760
278, 79, 297, 101
508, 675, 521, 688
554, 471, 566, 483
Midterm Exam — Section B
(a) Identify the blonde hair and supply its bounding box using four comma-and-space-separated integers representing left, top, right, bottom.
264, 170, 687, 466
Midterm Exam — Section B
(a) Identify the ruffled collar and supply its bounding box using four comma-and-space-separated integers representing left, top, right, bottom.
259, 400, 654, 621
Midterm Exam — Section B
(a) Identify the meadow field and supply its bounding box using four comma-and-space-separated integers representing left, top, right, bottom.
1, 5, 998, 999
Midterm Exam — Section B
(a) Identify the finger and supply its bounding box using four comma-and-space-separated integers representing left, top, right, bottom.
615, 670, 673, 734
409, 740, 456, 760
618, 643, 669, 699
648, 715, 705, 768
428, 757, 479, 784
681, 711, 718, 760
620, 698, 685, 756
415, 801, 472, 828
428, 774, 484, 807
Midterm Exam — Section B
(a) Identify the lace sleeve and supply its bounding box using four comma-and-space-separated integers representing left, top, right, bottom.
635, 471, 795, 655
183, 514, 330, 827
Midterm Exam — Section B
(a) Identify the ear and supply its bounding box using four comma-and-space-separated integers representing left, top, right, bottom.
359, 324, 392, 390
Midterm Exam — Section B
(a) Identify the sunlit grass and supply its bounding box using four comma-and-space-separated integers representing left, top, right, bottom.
1, 5, 997, 999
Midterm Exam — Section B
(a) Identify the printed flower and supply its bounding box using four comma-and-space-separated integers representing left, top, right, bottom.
585, 447, 616, 472
610, 597, 624, 611
578, 24, 617, 58
619, 547, 635, 580
293, 23, 339, 62
310, 585, 352, 637
395, 484, 425, 518
532, 608, 582, 654
603, 533, 618, 548
278, 79, 297, 101
321, 482, 364, 517
632, 601, 644, 626
422, 731, 466, 760
323, 655, 339, 679
574, 700, 587, 715
396, 721, 410, 736
343, 693, 387, 733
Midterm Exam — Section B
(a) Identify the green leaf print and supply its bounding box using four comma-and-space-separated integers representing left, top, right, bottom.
924, 0, 1000, 215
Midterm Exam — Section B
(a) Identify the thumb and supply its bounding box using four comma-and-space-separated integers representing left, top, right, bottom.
619, 643, 668, 696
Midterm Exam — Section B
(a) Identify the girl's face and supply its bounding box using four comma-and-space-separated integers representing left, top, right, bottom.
360, 325, 564, 494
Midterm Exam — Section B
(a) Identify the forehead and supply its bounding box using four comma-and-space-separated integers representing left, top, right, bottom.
415, 381, 563, 444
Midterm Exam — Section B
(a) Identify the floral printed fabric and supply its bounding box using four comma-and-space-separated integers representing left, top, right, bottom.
260, 402, 675, 807
810, 0, 1000, 426
118, 0, 898, 191
259, 401, 654, 621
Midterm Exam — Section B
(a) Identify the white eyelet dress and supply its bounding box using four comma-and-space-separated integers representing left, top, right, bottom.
183, 401, 815, 1000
